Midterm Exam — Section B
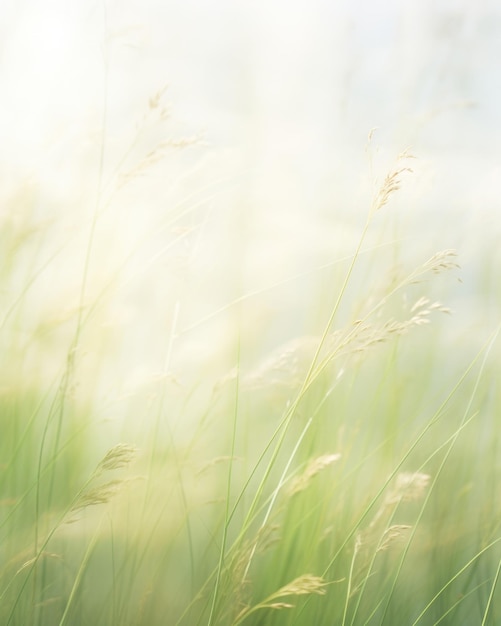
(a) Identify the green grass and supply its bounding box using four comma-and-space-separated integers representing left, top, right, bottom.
1, 120, 500, 626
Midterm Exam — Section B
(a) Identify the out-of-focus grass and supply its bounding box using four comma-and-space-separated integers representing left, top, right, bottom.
1, 96, 500, 626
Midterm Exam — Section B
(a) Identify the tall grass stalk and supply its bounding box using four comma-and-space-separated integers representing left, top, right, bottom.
379, 325, 500, 624
292, 330, 497, 624
480, 556, 501, 626
2, 70, 499, 624
230, 155, 414, 567
410, 539, 501, 626
208, 339, 241, 626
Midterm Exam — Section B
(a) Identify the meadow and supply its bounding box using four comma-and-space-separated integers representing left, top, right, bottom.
2, 4, 501, 624
1, 110, 500, 625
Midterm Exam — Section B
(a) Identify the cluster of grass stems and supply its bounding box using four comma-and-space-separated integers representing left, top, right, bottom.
1, 100, 500, 626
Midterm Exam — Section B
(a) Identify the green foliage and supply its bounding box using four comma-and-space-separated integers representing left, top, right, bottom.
1, 130, 500, 626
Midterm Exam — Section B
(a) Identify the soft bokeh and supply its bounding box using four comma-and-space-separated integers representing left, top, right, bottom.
1, 2, 500, 624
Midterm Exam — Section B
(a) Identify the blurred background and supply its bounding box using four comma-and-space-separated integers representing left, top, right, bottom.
1, 0, 500, 427
2, 3, 501, 624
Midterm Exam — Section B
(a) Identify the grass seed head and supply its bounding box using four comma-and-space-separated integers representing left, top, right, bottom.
377, 524, 412, 552
288, 454, 341, 495
371, 150, 415, 214
386, 472, 431, 505
242, 336, 321, 390
70, 479, 128, 513
273, 574, 329, 598
96, 443, 137, 473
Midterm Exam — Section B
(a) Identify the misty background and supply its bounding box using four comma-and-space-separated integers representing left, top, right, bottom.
1, 0, 499, 417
